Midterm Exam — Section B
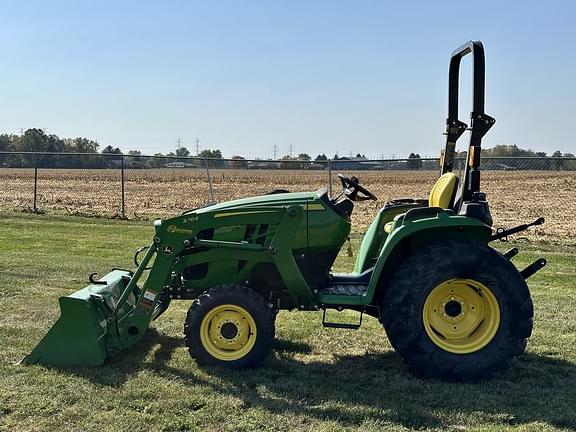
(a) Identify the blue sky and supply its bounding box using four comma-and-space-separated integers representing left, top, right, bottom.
1, 0, 574, 158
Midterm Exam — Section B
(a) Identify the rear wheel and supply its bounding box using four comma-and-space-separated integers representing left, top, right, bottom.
184, 284, 275, 367
380, 240, 533, 380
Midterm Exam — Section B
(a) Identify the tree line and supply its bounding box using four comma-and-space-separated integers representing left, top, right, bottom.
0, 129, 228, 168
0, 129, 574, 170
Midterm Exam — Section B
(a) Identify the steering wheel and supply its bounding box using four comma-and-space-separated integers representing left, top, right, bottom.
337, 174, 378, 201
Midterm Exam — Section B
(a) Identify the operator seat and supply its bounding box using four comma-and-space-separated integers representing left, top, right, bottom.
384, 173, 459, 234
428, 172, 458, 208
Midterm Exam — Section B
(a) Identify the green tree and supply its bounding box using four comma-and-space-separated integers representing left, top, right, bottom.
66, 137, 99, 153
552, 150, 565, 171
63, 137, 101, 167
297, 153, 311, 161
125, 150, 145, 169
279, 155, 301, 170
198, 149, 224, 167
407, 153, 422, 170
146, 152, 165, 168
483, 144, 536, 157
229, 155, 248, 169
102, 145, 122, 154
101, 145, 123, 169
0, 134, 13, 165
564, 153, 576, 171
18, 129, 66, 167
175, 147, 190, 157
198, 149, 222, 159
315, 154, 328, 161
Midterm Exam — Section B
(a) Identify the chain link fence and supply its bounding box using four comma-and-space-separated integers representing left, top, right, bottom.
1, 151, 575, 241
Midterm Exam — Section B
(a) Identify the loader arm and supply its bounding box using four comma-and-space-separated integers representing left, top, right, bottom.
23, 204, 312, 367
114, 204, 311, 348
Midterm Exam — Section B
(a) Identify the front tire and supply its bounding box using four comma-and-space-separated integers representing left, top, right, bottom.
380, 240, 533, 380
184, 284, 275, 368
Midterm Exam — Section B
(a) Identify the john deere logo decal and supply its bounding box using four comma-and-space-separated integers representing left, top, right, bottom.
162, 245, 173, 255
167, 225, 194, 235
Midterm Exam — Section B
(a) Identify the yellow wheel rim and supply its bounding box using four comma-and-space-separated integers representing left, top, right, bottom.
422, 278, 500, 354
199, 304, 257, 361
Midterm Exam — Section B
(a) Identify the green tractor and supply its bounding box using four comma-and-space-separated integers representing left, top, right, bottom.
24, 41, 546, 380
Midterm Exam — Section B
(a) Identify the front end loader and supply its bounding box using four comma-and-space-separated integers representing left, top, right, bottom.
23, 41, 547, 380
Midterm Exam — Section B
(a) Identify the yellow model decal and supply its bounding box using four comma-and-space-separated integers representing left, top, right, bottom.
307, 203, 326, 211
214, 210, 277, 218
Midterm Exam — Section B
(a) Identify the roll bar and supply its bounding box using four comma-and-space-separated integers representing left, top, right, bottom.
448, 41, 486, 119
441, 40, 496, 204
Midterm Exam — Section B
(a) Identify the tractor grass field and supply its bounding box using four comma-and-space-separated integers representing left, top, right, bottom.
1, 212, 575, 432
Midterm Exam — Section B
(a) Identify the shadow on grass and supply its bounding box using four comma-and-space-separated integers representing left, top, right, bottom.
55, 329, 311, 387
56, 329, 576, 430
208, 351, 576, 429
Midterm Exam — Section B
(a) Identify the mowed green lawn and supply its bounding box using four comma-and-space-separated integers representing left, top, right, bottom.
0, 213, 575, 432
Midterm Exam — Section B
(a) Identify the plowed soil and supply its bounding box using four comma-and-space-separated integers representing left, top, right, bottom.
1, 168, 573, 241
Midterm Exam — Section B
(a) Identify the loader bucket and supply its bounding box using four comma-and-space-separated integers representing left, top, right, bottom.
22, 269, 136, 367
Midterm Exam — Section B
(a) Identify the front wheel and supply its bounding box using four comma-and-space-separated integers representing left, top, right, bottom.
380, 240, 533, 381
184, 284, 275, 368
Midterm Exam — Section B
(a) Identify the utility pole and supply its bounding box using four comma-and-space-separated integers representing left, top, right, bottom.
177, 138, 181, 149
19, 128, 24, 136
273, 145, 278, 160
289, 145, 293, 158
195, 138, 200, 155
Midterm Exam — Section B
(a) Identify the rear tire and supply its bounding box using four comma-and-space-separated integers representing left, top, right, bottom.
184, 284, 275, 368
380, 240, 533, 381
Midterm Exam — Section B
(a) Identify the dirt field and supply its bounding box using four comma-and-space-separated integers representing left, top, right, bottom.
1, 168, 574, 241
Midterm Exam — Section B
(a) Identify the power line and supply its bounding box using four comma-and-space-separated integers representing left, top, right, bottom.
289, 145, 293, 158
273, 145, 278, 160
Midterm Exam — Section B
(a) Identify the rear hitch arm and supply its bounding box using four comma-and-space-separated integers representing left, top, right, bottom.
520, 258, 547, 279
490, 217, 545, 242
502, 247, 519, 259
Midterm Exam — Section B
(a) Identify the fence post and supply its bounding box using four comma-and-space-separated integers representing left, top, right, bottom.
33, 161, 38, 213
327, 158, 332, 197
204, 158, 215, 203
120, 155, 126, 218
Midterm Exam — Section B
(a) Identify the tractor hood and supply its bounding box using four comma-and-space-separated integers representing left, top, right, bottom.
192, 191, 318, 215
